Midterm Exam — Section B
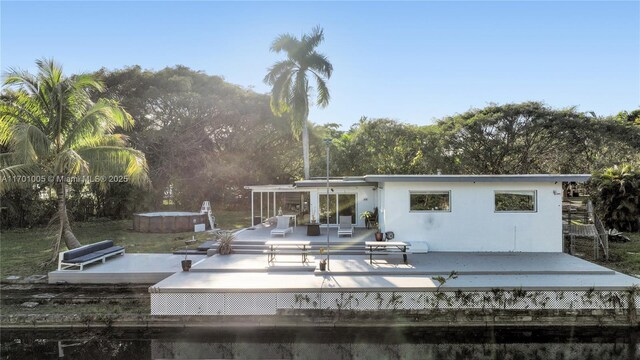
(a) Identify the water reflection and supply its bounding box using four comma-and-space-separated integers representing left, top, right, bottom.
1, 327, 637, 359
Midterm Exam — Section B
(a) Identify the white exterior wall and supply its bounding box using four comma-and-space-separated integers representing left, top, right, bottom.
308, 186, 377, 227
381, 181, 563, 252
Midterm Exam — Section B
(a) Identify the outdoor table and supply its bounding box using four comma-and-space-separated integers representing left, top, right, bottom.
264, 240, 311, 264
365, 241, 410, 264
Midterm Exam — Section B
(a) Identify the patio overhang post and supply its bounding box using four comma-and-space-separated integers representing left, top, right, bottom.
251, 190, 255, 226
324, 138, 332, 270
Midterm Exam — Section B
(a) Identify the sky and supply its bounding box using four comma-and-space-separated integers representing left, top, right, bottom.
1, 1, 639, 128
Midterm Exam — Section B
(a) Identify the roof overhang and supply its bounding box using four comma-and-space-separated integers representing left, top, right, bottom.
363, 174, 592, 183
295, 178, 373, 188
245, 174, 591, 191
244, 184, 298, 191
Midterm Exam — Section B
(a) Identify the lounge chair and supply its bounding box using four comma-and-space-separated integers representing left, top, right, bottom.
337, 216, 354, 237
270, 216, 293, 237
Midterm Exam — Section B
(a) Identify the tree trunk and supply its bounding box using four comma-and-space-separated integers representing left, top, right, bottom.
302, 120, 310, 179
56, 179, 82, 249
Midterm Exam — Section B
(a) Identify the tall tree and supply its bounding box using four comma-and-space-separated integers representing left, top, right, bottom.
97, 65, 297, 210
264, 26, 333, 179
0, 59, 149, 252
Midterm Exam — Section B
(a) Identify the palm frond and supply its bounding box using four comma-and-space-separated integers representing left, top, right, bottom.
300, 25, 325, 56
52, 148, 89, 175
63, 100, 134, 148
269, 71, 294, 116
10, 123, 52, 163
72, 73, 105, 93
270, 33, 299, 54
36, 58, 63, 85
287, 72, 308, 136
0, 163, 44, 194
0, 111, 17, 146
263, 60, 296, 85
74, 134, 128, 150
0, 95, 47, 132
0, 152, 15, 168
77, 146, 150, 187
291, 71, 308, 113
305, 52, 333, 78
312, 72, 330, 108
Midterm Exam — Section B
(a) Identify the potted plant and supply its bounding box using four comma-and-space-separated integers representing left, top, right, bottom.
182, 236, 197, 271
374, 230, 384, 242
319, 248, 327, 271
217, 231, 235, 255
360, 211, 373, 229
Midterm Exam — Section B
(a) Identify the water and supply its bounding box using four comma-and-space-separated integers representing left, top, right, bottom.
1, 327, 638, 359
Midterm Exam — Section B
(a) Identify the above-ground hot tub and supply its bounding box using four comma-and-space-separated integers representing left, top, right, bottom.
133, 212, 208, 233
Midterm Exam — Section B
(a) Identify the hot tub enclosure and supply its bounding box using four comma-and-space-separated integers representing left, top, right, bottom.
133, 212, 208, 233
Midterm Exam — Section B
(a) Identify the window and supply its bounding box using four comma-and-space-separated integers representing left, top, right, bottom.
410, 191, 451, 212
319, 193, 356, 224
495, 191, 536, 212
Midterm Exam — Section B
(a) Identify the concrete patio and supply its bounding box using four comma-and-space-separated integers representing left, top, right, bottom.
189, 252, 616, 275
152, 252, 639, 292
149, 252, 640, 316
48, 254, 206, 284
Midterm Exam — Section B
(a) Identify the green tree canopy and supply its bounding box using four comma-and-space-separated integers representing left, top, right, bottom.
97, 65, 298, 210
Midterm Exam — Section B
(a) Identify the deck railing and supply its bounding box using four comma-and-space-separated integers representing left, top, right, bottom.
564, 199, 609, 261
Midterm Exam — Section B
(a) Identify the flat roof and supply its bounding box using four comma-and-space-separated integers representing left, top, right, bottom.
244, 184, 298, 191
363, 174, 591, 183
295, 179, 371, 187
246, 174, 591, 191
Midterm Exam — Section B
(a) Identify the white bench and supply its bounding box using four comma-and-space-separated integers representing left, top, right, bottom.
58, 240, 125, 270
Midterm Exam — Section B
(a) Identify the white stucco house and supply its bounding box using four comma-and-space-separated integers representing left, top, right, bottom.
246, 174, 590, 253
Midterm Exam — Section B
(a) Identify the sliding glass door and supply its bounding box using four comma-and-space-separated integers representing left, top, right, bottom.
319, 194, 356, 225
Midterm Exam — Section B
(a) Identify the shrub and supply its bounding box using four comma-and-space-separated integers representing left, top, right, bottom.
588, 164, 640, 232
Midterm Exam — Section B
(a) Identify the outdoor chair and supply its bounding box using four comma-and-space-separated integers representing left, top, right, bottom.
337, 216, 354, 237
270, 216, 293, 237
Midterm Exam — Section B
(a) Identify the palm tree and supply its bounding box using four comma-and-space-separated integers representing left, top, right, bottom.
264, 26, 333, 179
0, 59, 149, 253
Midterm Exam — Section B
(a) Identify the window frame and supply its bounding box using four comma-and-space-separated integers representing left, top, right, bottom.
494, 190, 537, 213
409, 190, 452, 213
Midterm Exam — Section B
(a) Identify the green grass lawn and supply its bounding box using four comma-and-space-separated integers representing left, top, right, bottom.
2, 208, 638, 280
0, 210, 251, 279
594, 232, 640, 276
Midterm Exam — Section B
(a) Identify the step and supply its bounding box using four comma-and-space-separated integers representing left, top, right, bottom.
232, 249, 266, 255
231, 240, 271, 246
173, 250, 207, 255
231, 244, 273, 249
